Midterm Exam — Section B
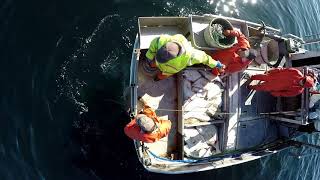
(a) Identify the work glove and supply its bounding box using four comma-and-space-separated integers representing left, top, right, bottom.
146, 58, 157, 68
215, 61, 224, 69
212, 61, 225, 76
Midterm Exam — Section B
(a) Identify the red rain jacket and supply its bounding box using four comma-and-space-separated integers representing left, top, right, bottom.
210, 30, 251, 74
250, 68, 305, 97
124, 106, 171, 143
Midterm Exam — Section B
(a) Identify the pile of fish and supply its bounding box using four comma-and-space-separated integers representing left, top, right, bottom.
182, 69, 224, 157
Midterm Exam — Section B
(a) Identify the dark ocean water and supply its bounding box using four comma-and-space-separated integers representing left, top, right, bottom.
1, 0, 320, 179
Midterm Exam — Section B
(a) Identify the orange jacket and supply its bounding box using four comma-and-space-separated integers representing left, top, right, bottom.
250, 68, 305, 97
124, 106, 171, 143
210, 30, 251, 74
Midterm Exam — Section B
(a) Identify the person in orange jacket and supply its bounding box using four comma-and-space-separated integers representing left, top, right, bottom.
248, 68, 315, 97
210, 29, 257, 74
124, 105, 171, 143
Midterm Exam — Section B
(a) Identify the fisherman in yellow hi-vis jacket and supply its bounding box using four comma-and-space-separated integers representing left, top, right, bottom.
145, 34, 225, 81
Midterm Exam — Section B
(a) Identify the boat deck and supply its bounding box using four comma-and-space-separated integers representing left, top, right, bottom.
136, 61, 286, 158
137, 62, 178, 157
229, 69, 279, 150
133, 15, 295, 159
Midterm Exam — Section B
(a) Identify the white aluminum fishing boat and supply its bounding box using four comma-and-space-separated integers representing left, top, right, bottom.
127, 14, 320, 174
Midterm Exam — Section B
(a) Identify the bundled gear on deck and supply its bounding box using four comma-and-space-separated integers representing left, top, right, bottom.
182, 69, 223, 158
298, 93, 320, 133
210, 29, 257, 74
305, 77, 320, 133
184, 125, 220, 158
182, 69, 224, 122
124, 105, 171, 143
248, 68, 315, 97
145, 34, 225, 80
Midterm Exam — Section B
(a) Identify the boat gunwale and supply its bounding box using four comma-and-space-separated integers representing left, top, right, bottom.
139, 138, 296, 174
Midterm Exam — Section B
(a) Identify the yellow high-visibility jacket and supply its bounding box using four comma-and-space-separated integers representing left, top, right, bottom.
146, 34, 218, 75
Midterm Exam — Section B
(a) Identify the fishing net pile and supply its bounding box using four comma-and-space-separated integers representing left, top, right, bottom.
210, 24, 226, 45
182, 69, 225, 157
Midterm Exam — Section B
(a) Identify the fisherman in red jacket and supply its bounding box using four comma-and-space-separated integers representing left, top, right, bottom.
248, 68, 316, 97
210, 29, 257, 74
124, 105, 171, 143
